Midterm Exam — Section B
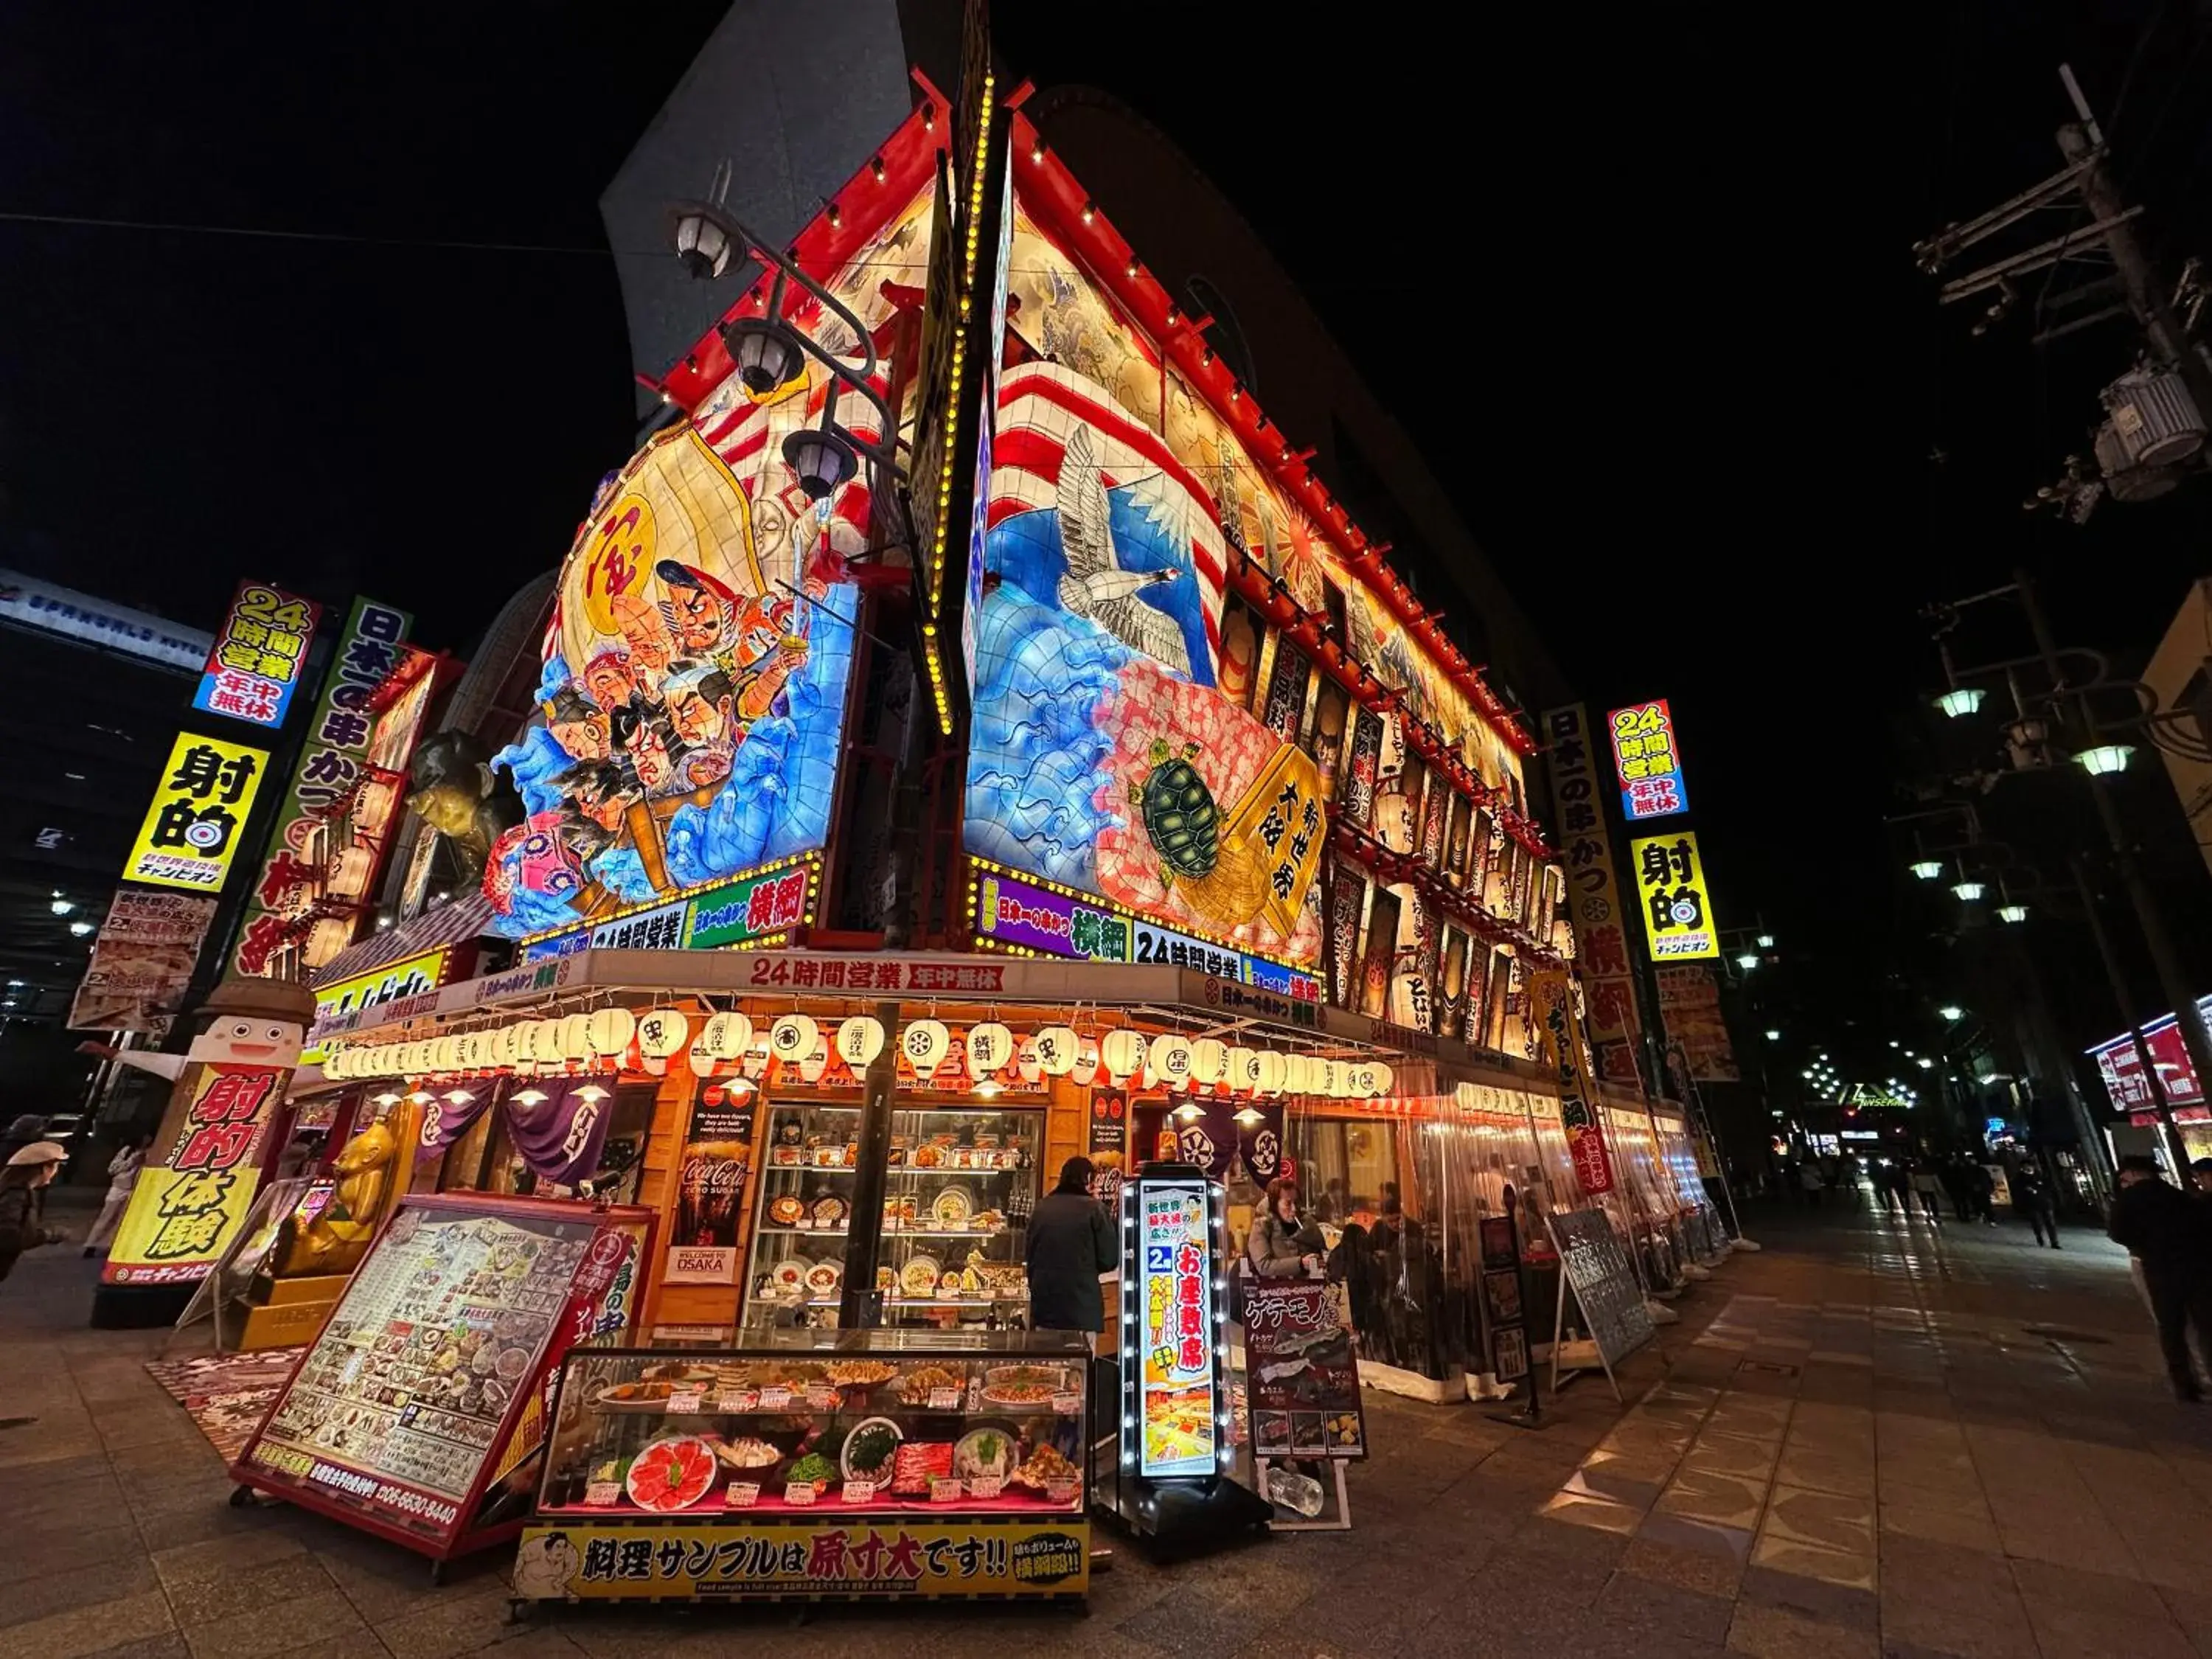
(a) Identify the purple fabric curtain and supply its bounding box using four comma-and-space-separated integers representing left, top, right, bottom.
1172, 1097, 1241, 1180
504, 1072, 616, 1187
414, 1077, 502, 1163
1239, 1100, 1287, 1187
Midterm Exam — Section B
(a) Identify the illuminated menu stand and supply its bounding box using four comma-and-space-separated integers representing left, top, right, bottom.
1099, 1164, 1271, 1555
510, 1329, 1093, 1605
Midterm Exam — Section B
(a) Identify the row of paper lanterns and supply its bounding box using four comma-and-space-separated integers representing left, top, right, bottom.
326, 1007, 1397, 1099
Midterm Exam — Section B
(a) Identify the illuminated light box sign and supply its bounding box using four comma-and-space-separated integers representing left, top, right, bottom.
1607, 699, 1689, 821
1133, 1178, 1219, 1479
195, 582, 323, 730
2088, 1004, 2212, 1110
520, 855, 819, 962
125, 733, 271, 894
972, 866, 1316, 998
1629, 830, 1719, 961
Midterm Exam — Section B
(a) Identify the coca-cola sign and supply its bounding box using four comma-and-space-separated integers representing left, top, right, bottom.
665, 1089, 754, 1285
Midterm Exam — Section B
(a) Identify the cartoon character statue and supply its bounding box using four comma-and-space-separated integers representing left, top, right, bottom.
268, 1110, 405, 1280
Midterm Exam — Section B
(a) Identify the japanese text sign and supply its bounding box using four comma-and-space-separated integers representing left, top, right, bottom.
125, 732, 270, 893
1528, 969, 1616, 1195
1541, 705, 1644, 1079
102, 1062, 282, 1284
1606, 699, 1689, 821
234, 597, 411, 975
1133, 1179, 1218, 1478
194, 582, 322, 729
515, 1520, 1090, 1601
1630, 829, 1719, 961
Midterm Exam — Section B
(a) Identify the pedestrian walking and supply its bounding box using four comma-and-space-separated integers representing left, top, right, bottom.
1967, 1162, 1997, 1226
1910, 1160, 1945, 1223
0, 1141, 69, 1281
1026, 1155, 1116, 1346
83, 1134, 150, 1257
2108, 1154, 2212, 1402
1800, 1159, 1826, 1209
2010, 1161, 2060, 1250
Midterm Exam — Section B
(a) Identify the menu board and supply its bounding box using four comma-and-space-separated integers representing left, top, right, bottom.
1243, 1279, 1365, 1460
233, 1193, 651, 1559
1134, 1180, 1217, 1478
1547, 1208, 1655, 1371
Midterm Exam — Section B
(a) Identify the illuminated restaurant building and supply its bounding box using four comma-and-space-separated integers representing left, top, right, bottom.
288, 10, 1718, 1395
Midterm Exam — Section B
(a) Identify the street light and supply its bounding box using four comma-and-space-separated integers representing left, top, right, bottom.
1939, 1005, 1964, 1021
2074, 743, 2135, 776
1910, 860, 1944, 880
1916, 1057, 1934, 1069
1952, 880, 1986, 902
1736, 953, 1760, 971
1935, 686, 1986, 718
1756, 933, 1775, 948
1765, 1029, 1781, 1041
1997, 903, 2028, 923
68, 920, 92, 938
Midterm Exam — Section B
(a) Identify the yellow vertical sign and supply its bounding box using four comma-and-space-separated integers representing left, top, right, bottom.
124, 732, 270, 893
1629, 829, 1719, 961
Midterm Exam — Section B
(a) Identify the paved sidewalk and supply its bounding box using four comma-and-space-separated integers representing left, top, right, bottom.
2, 1199, 2205, 1658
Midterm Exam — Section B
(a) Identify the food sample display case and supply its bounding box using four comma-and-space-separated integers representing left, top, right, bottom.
742, 1097, 1043, 1333
512, 1329, 1092, 1602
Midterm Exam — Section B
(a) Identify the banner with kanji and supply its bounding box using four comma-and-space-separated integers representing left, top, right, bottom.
102, 1062, 285, 1286
1540, 706, 1646, 1081
234, 596, 411, 975
1528, 968, 1616, 1196
123, 732, 270, 894
1655, 965, 1741, 1082
67, 891, 218, 1034
192, 581, 322, 730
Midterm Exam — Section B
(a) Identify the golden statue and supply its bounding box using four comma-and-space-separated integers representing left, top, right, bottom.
270, 1113, 404, 1280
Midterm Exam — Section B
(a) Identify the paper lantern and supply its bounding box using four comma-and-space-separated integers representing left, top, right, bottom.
686, 1038, 719, 1079
1016, 1037, 1043, 1085
700, 1010, 753, 1062
1191, 1038, 1229, 1086
967, 1021, 1012, 1077
521, 1020, 559, 1063
636, 1008, 690, 1060
1321, 1060, 1348, 1098
768, 1015, 819, 1067
1034, 1026, 1078, 1077
493, 1024, 525, 1068
1371, 1061, 1394, 1097
901, 1018, 949, 1078
1227, 1046, 1258, 1093
1348, 1062, 1377, 1096
1070, 1037, 1101, 1086
586, 1007, 638, 1058
1099, 1029, 1145, 1082
1255, 1051, 1287, 1094
324, 1048, 349, 1079
559, 1013, 594, 1062
835, 1015, 886, 1068
1283, 1054, 1312, 1093
431, 1035, 459, 1071
798, 1037, 830, 1084
1150, 1034, 1194, 1089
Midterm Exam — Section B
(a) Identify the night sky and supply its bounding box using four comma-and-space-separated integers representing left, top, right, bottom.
5, 3, 2210, 1080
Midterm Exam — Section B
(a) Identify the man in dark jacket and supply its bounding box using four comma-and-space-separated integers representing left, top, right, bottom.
2109, 1154, 2212, 1400
1026, 1155, 1116, 1341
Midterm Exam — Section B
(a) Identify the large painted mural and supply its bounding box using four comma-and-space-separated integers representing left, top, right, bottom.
964, 186, 1531, 984
484, 183, 933, 939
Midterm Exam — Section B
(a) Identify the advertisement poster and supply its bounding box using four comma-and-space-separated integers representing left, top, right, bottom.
1605, 699, 1690, 821
234, 597, 412, 975
665, 1088, 754, 1285
67, 891, 217, 1033
1528, 970, 1616, 1196
234, 1197, 650, 1557
1547, 1208, 1656, 1371
1243, 1278, 1364, 1459
1086, 1086, 1127, 1214
1655, 964, 1740, 1082
1478, 1213, 1531, 1382
192, 581, 322, 730
513, 1520, 1090, 1601
1135, 1180, 1217, 1478
124, 732, 271, 894
1540, 705, 1646, 1082
1630, 830, 1720, 961
103, 1063, 285, 1285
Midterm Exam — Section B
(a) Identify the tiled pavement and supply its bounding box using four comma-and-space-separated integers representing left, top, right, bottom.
5, 1193, 2211, 1657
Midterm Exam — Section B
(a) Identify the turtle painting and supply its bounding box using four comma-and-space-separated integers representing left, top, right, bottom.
1130, 740, 1220, 886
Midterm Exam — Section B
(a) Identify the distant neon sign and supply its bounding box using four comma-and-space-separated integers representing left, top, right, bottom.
1606, 700, 1689, 821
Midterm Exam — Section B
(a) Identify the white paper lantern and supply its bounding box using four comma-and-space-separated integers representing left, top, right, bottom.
1015, 1037, 1043, 1085
1283, 1054, 1312, 1093
1253, 1051, 1287, 1095
1191, 1038, 1229, 1086
1348, 1062, 1377, 1096
901, 1018, 949, 1078
1227, 1046, 1259, 1093
769, 1015, 819, 1066
967, 1021, 1012, 1077
1034, 1025, 1079, 1077
324, 1048, 349, 1079
493, 1024, 525, 1068
636, 1008, 689, 1060
686, 1038, 719, 1079
1070, 1037, 1100, 1086
835, 1015, 886, 1068
798, 1037, 830, 1083
1099, 1029, 1145, 1082
1150, 1034, 1194, 1088
586, 1006, 638, 1059
519, 1020, 557, 1063
1371, 1061, 1394, 1097
558, 1013, 593, 1062
700, 1010, 752, 1062
428, 1035, 458, 1071
1322, 1059, 1349, 1098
